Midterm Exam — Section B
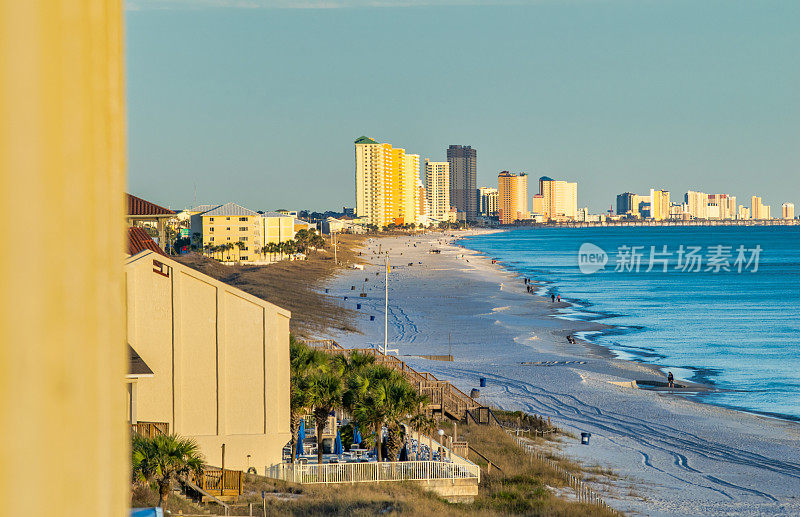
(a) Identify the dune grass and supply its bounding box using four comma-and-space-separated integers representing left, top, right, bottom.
174, 233, 368, 338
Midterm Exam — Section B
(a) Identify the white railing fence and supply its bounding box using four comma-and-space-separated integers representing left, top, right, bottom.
265, 460, 480, 485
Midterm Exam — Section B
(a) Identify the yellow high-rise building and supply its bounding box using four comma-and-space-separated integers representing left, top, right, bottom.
649, 189, 671, 221
751, 196, 771, 220
539, 176, 578, 220
354, 136, 422, 228
782, 203, 795, 219
498, 171, 528, 224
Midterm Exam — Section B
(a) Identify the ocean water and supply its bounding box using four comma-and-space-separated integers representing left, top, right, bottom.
459, 226, 800, 421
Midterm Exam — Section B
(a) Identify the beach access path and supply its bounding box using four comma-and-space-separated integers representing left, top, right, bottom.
320, 230, 800, 517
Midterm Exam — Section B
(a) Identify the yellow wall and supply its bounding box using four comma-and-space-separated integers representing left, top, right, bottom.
263, 215, 296, 244
202, 214, 262, 261
0, 2, 127, 515
125, 251, 291, 470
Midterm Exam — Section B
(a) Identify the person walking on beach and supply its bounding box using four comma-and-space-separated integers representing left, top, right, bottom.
557, 295, 561, 303
551, 294, 555, 303
668, 371, 674, 389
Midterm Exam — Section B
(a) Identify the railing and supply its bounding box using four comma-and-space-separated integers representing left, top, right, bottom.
266, 460, 480, 485
130, 421, 169, 438
194, 467, 243, 498
306, 340, 480, 420
513, 437, 618, 513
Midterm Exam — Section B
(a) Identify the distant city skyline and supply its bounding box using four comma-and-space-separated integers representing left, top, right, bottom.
126, 1, 799, 213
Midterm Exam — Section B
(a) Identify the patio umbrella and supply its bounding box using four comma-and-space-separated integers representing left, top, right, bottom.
296, 418, 305, 458
334, 429, 343, 457
399, 444, 409, 462
352, 424, 362, 445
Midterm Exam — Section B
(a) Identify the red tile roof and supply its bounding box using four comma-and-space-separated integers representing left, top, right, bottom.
127, 193, 175, 216
128, 227, 167, 257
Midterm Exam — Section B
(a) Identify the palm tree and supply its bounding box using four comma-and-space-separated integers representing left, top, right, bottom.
223, 242, 234, 261
306, 370, 343, 465
289, 337, 327, 462
311, 233, 325, 253
410, 413, 437, 461
132, 434, 204, 508
384, 382, 426, 461
347, 365, 401, 462
235, 240, 246, 263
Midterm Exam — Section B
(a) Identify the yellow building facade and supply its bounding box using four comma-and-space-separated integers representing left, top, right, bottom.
539, 176, 578, 221
354, 136, 422, 227
262, 212, 297, 244
125, 251, 291, 471
191, 203, 263, 262
498, 171, 528, 224
649, 189, 671, 221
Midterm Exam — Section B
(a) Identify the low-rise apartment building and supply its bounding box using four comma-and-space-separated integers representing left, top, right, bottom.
125, 250, 291, 470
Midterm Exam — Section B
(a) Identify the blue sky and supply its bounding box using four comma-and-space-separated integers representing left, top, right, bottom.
126, 0, 799, 213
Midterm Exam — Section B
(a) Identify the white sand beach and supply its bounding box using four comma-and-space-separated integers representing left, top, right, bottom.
318, 230, 800, 516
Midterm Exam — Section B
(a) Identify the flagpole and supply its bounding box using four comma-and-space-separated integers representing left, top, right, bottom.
384, 255, 389, 354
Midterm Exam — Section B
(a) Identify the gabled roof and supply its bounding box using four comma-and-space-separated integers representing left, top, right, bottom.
128, 227, 167, 257
201, 202, 259, 217
354, 136, 379, 145
127, 193, 175, 216
128, 344, 154, 377
187, 204, 222, 214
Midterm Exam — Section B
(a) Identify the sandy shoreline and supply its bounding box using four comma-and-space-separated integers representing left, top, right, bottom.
318, 230, 800, 516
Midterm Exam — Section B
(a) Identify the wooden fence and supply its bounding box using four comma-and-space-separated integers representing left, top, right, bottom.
513, 436, 618, 513
193, 467, 243, 498
130, 421, 169, 438
266, 460, 480, 485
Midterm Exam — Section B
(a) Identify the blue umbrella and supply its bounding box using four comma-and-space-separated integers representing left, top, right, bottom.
334, 429, 343, 457
296, 418, 305, 458
352, 424, 362, 445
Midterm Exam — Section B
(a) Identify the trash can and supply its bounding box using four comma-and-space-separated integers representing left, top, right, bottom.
356, 303, 361, 309
370, 315, 375, 321
343, 296, 348, 300
325, 288, 329, 293
479, 377, 486, 387
470, 388, 481, 399
581, 432, 591, 445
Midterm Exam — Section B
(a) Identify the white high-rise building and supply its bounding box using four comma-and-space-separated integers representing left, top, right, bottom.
782, 203, 795, 219
425, 160, 450, 223
538, 176, 578, 220
685, 191, 709, 219
478, 187, 499, 217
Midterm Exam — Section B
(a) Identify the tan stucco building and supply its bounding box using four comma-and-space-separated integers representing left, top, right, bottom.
125, 250, 291, 471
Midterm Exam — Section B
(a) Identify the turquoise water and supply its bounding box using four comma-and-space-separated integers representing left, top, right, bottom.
460, 226, 800, 421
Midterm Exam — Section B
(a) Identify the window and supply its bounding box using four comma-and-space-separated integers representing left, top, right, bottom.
226, 217, 230, 221
209, 237, 215, 241
209, 217, 214, 222
209, 227, 214, 232
226, 227, 230, 230
239, 217, 248, 221
239, 227, 247, 231
241, 236, 248, 241
240, 256, 248, 260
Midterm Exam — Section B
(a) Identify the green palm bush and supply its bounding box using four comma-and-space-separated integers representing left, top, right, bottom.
131, 434, 204, 508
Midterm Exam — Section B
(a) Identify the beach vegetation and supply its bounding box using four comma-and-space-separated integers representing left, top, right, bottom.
131, 433, 204, 508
